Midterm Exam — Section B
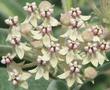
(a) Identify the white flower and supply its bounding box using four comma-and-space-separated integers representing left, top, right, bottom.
8, 69, 31, 89
31, 25, 58, 47
23, 2, 37, 13
59, 39, 82, 64
68, 7, 91, 21
1, 53, 16, 64
5, 16, 19, 26
61, 19, 85, 42
39, 1, 60, 26
83, 42, 107, 67
58, 61, 83, 87
29, 53, 50, 80
88, 25, 104, 42
47, 42, 62, 68
8, 35, 31, 59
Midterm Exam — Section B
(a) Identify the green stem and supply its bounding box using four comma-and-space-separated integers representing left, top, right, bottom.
61, 0, 73, 12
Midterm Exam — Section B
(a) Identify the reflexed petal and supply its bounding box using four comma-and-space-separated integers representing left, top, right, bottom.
49, 34, 58, 41
21, 43, 31, 51
15, 45, 24, 59
77, 77, 83, 84
50, 56, 58, 68
78, 35, 84, 42
60, 30, 72, 38
49, 17, 60, 26
97, 52, 105, 65
57, 71, 70, 79
91, 57, 98, 67
20, 81, 28, 89
59, 47, 68, 55
69, 30, 77, 41
42, 34, 50, 47
93, 36, 100, 42
35, 67, 44, 80
82, 57, 90, 65
66, 51, 74, 64
21, 72, 31, 80
66, 77, 75, 87
80, 15, 91, 21
29, 67, 37, 73
31, 30, 42, 40
43, 71, 49, 80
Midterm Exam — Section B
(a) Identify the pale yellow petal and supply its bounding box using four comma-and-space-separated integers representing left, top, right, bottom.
97, 52, 105, 65
21, 43, 31, 51
31, 30, 42, 40
43, 71, 49, 80
80, 15, 91, 21
15, 45, 24, 59
82, 57, 90, 65
50, 56, 58, 68
59, 47, 68, 55
91, 57, 98, 67
35, 67, 44, 80
49, 34, 58, 41
66, 51, 74, 64
20, 81, 28, 89
66, 77, 75, 87
42, 34, 50, 47
57, 71, 70, 79
49, 17, 60, 26
29, 67, 37, 73
77, 77, 83, 84
21, 72, 31, 80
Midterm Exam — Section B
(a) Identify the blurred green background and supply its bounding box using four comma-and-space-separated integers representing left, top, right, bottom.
0, 0, 110, 90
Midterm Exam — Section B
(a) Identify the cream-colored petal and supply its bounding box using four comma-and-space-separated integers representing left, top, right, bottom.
20, 81, 28, 89
49, 34, 58, 41
59, 47, 68, 55
69, 30, 77, 41
31, 30, 42, 40
20, 43, 31, 51
97, 52, 105, 65
93, 36, 100, 42
43, 70, 49, 80
60, 30, 72, 38
91, 57, 98, 67
35, 67, 44, 80
57, 71, 70, 79
21, 72, 31, 80
49, 17, 60, 26
50, 55, 58, 68
78, 35, 84, 42
66, 51, 74, 64
66, 77, 75, 87
42, 34, 50, 47
77, 77, 83, 84
80, 15, 91, 21
29, 67, 37, 73
15, 45, 24, 59
82, 56, 90, 65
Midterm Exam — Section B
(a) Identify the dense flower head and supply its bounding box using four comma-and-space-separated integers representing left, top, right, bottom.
2, 1, 110, 89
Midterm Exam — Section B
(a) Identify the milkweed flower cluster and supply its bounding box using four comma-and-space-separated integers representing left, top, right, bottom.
1, 1, 110, 89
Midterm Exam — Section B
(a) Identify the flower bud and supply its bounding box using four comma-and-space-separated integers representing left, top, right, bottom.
84, 67, 97, 79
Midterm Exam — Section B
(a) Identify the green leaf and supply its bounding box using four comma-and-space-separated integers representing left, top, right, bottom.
0, 0, 26, 22
47, 80, 68, 90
